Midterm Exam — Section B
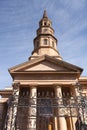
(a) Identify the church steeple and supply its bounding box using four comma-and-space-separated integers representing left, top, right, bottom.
30, 10, 62, 60
43, 10, 48, 18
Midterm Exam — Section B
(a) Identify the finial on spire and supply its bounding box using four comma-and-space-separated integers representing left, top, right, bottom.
43, 10, 48, 18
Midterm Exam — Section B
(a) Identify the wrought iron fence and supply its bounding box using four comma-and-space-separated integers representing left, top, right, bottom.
16, 96, 87, 118
3, 93, 87, 130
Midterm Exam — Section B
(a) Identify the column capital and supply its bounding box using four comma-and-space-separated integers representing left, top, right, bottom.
55, 85, 62, 98
53, 83, 62, 87
30, 86, 37, 98
74, 82, 80, 87
12, 82, 20, 89
29, 84, 38, 88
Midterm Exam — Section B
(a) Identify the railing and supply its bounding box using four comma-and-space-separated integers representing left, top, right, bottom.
4, 95, 87, 130
7, 95, 86, 119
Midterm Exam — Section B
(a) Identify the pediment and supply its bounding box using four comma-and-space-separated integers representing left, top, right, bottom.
24, 60, 68, 71
9, 55, 83, 73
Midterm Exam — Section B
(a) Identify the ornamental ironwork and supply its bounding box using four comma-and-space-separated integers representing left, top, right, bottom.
4, 85, 87, 130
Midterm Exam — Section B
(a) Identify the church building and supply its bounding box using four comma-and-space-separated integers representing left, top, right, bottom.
0, 10, 87, 130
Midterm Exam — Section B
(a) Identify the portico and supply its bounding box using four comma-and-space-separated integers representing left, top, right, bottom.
7, 72, 82, 130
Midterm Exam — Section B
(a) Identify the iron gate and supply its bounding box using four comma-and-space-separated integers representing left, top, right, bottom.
14, 96, 87, 130
4, 87, 87, 130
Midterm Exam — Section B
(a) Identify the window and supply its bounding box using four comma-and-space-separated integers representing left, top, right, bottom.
52, 41, 54, 47
62, 87, 71, 105
19, 87, 30, 97
48, 23, 50, 26
38, 99, 52, 115
44, 22, 47, 25
36, 41, 39, 48
44, 39, 47, 45
35, 41, 39, 49
62, 87, 71, 98
37, 87, 54, 116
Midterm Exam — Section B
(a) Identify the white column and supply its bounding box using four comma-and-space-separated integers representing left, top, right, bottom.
55, 86, 67, 130
11, 82, 20, 130
29, 86, 37, 130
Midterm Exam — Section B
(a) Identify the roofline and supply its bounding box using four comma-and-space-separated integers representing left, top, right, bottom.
9, 55, 83, 77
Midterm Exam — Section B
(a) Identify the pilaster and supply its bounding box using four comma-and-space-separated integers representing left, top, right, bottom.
11, 82, 20, 130
4, 96, 13, 130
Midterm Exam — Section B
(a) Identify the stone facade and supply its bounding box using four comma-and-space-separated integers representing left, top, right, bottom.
0, 10, 87, 130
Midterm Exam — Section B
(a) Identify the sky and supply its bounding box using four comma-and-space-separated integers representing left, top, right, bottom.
0, 0, 87, 89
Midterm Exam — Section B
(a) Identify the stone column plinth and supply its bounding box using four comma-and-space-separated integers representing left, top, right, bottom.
48, 123, 52, 130
28, 86, 37, 130
54, 117, 58, 130
55, 85, 67, 130
11, 82, 20, 130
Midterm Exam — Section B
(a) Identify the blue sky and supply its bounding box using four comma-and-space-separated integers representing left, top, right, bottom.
0, 0, 87, 89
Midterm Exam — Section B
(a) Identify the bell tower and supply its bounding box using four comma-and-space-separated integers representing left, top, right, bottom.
30, 10, 62, 60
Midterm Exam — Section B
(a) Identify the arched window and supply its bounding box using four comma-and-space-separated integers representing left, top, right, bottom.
35, 41, 39, 49
52, 41, 54, 47
44, 39, 47, 45
44, 22, 47, 26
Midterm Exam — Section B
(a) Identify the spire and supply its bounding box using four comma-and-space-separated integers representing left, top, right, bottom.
29, 11, 62, 60
43, 10, 48, 18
